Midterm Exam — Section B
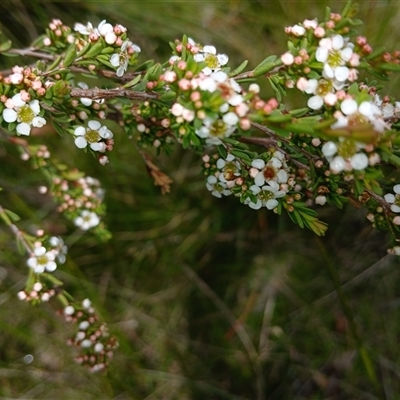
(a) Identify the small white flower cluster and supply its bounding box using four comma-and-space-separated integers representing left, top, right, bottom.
170, 70, 249, 145
73, 177, 103, 230
171, 38, 228, 76
295, 34, 360, 110
283, 18, 363, 112
63, 298, 118, 372
26, 238, 67, 274
332, 98, 386, 133
315, 35, 360, 89
203, 150, 292, 211
74, 20, 140, 77
204, 153, 241, 198
53, 175, 104, 230
246, 151, 292, 210
320, 96, 388, 173
74, 210, 101, 230
2, 92, 46, 136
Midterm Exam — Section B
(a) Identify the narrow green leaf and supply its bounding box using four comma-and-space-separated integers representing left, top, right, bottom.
0, 40, 12, 53
229, 60, 248, 77
253, 61, 275, 77
230, 149, 252, 162
379, 63, 400, 72
216, 145, 228, 159
85, 41, 105, 58
63, 44, 77, 67
123, 74, 142, 88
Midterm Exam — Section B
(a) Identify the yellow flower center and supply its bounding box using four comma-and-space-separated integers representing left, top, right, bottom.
205, 54, 219, 69
17, 105, 34, 123
85, 129, 100, 143
316, 79, 333, 96
259, 189, 274, 202
209, 120, 227, 137
327, 50, 343, 68
337, 139, 357, 159
37, 255, 48, 265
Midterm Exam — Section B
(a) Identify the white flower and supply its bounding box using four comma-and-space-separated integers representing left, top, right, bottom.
3, 93, 46, 136
195, 117, 236, 145
206, 175, 231, 198
316, 35, 353, 83
74, 22, 96, 35
247, 181, 286, 210
73, 120, 113, 151
333, 99, 386, 133
194, 45, 229, 75
252, 153, 289, 187
74, 210, 100, 230
300, 78, 337, 110
216, 154, 241, 183
322, 139, 368, 173
384, 184, 400, 213
110, 40, 141, 77
97, 20, 113, 37
27, 245, 57, 274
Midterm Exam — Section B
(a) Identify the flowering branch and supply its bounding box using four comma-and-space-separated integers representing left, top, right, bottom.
3, 0, 400, 373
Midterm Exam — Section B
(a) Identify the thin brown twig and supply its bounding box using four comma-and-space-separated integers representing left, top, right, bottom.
70, 87, 158, 102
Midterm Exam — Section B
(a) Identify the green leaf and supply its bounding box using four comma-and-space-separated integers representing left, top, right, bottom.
353, 178, 365, 197
284, 123, 315, 135
379, 63, 400, 72
42, 273, 64, 287
230, 149, 252, 162
134, 59, 155, 72
123, 74, 142, 88
0, 40, 12, 53
288, 210, 305, 229
144, 63, 163, 81
63, 44, 77, 67
289, 108, 309, 118
85, 41, 105, 58
266, 112, 293, 124
159, 90, 176, 103
216, 145, 228, 159
182, 133, 191, 149
190, 132, 201, 147
229, 60, 248, 77
253, 61, 275, 77
364, 46, 386, 61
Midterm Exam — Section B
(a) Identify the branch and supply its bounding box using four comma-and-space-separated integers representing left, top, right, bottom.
70, 87, 159, 101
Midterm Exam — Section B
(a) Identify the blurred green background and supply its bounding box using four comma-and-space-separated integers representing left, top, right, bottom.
1, 1, 400, 399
